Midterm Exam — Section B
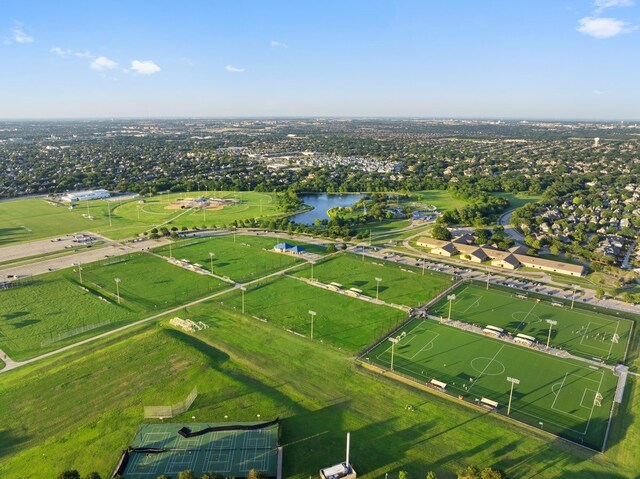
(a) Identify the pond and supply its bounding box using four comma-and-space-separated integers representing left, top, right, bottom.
290, 193, 361, 224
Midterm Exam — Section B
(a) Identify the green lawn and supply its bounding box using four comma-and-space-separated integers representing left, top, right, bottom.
366, 318, 617, 450
82, 253, 227, 311
412, 190, 468, 210
0, 253, 228, 360
293, 253, 452, 308
0, 305, 637, 478
495, 193, 542, 211
430, 284, 632, 364
154, 235, 309, 282
216, 276, 406, 352
0, 192, 282, 246
0, 272, 138, 360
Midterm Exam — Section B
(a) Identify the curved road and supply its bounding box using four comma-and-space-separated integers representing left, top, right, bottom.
498, 209, 525, 243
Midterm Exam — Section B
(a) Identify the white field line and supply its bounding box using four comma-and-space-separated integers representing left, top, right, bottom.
467, 344, 505, 393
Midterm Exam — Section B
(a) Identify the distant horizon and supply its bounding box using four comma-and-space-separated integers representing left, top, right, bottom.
1, 115, 639, 123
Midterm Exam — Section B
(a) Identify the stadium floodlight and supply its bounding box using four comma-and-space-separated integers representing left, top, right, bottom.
105, 200, 112, 227
256, 414, 261, 419
507, 377, 520, 416
539, 421, 544, 430
388, 332, 406, 371
545, 319, 557, 349
241, 287, 247, 314
422, 256, 426, 276
375, 277, 383, 302
310, 260, 315, 282
114, 278, 121, 304
78, 265, 83, 284
571, 284, 578, 310
192, 415, 196, 422
209, 252, 215, 274
309, 310, 317, 340
486, 273, 491, 290
224, 415, 229, 420
447, 294, 456, 320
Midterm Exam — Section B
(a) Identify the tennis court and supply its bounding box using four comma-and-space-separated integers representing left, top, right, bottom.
365, 318, 618, 450
430, 284, 632, 363
119, 421, 280, 478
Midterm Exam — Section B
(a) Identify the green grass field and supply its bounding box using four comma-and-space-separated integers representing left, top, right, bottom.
367, 318, 618, 450
216, 276, 406, 352
81, 253, 227, 311
0, 272, 137, 360
1, 305, 637, 478
154, 235, 316, 282
431, 284, 632, 363
293, 253, 452, 308
0, 253, 228, 360
495, 193, 542, 210
412, 190, 469, 210
0, 192, 282, 246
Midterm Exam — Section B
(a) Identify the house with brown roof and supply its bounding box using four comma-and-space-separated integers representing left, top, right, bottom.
514, 255, 584, 277
491, 254, 521, 270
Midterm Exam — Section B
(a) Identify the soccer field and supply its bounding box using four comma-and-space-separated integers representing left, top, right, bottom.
366, 318, 618, 450
215, 276, 407, 352
155, 235, 316, 282
430, 284, 632, 363
293, 253, 452, 307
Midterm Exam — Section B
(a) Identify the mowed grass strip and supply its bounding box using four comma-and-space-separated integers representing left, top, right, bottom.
82, 253, 228, 312
155, 235, 311, 282
294, 253, 452, 307
367, 319, 617, 451
430, 284, 632, 363
0, 307, 636, 478
217, 276, 406, 352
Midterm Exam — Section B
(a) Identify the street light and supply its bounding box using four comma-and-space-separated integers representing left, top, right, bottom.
388, 332, 406, 371
309, 310, 317, 340
375, 277, 382, 302
447, 294, 456, 320
507, 377, 520, 416
241, 287, 247, 314
545, 319, 557, 349
114, 278, 121, 304
209, 252, 215, 274
571, 284, 578, 310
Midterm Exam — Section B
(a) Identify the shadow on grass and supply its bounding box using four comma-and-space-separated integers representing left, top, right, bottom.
0, 429, 31, 460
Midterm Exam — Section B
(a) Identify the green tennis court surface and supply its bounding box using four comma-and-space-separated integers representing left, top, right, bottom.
121, 422, 279, 478
366, 319, 618, 450
430, 284, 632, 363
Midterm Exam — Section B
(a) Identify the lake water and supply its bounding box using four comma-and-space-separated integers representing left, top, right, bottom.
290, 193, 361, 224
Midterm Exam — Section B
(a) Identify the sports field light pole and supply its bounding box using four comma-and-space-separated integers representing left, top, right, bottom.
486, 273, 491, 290
114, 278, 121, 304
507, 376, 520, 416
447, 294, 456, 320
375, 277, 382, 302
106, 200, 112, 227
571, 284, 577, 310
209, 252, 215, 274
241, 287, 246, 314
310, 261, 315, 282
309, 310, 317, 340
77, 265, 83, 284
545, 319, 557, 350
388, 335, 403, 371
422, 256, 426, 276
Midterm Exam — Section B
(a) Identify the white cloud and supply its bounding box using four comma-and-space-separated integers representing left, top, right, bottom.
595, 0, 634, 13
577, 16, 637, 38
225, 64, 245, 73
51, 47, 71, 57
91, 56, 118, 71
74, 51, 93, 59
270, 40, 288, 48
130, 60, 161, 75
4, 22, 34, 44
592, 89, 607, 95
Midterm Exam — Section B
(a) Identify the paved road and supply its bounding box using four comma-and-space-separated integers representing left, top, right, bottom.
498, 210, 525, 243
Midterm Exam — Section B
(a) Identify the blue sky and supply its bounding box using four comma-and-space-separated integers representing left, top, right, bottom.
1, 0, 638, 119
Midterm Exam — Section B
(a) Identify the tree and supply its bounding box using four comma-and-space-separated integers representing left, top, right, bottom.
157, 475, 172, 479
246, 470, 268, 479
341, 243, 348, 251
399, 471, 410, 479
426, 472, 438, 479
326, 243, 337, 253
431, 225, 452, 241
58, 472, 81, 479
595, 288, 605, 300
178, 471, 195, 479
84, 473, 102, 479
